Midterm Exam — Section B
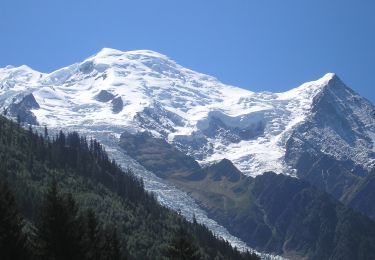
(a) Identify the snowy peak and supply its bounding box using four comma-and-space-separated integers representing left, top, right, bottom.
323, 72, 350, 90
95, 48, 170, 60
319, 72, 337, 84
278, 73, 334, 100
0, 48, 373, 178
312, 73, 375, 128
287, 73, 375, 175
313, 73, 354, 102
95, 47, 127, 57
87, 47, 195, 79
0, 64, 38, 75
0, 65, 42, 88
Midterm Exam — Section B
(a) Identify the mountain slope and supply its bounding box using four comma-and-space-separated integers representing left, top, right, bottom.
286, 74, 375, 177
285, 75, 375, 215
0, 48, 347, 177
118, 130, 375, 259
0, 115, 258, 259
251, 172, 375, 260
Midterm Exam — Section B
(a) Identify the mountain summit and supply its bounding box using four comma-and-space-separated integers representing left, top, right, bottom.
0, 49, 374, 179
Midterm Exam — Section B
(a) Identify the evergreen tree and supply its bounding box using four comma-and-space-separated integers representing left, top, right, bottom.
16, 114, 21, 126
0, 180, 30, 260
166, 225, 200, 260
44, 125, 48, 139
35, 181, 85, 260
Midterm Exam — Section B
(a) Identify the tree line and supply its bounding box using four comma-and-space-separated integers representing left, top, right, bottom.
0, 115, 259, 259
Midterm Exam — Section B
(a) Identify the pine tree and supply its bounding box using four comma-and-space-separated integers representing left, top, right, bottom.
0, 180, 30, 260
44, 125, 48, 139
35, 181, 85, 260
16, 114, 21, 126
166, 225, 200, 260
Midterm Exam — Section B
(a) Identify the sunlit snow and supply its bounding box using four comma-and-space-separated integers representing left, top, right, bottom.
0, 48, 333, 177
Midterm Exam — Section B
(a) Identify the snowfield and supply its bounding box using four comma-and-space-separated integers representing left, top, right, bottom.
0, 48, 339, 177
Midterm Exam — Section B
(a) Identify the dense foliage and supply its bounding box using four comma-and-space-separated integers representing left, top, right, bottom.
0, 115, 259, 260
0, 180, 30, 260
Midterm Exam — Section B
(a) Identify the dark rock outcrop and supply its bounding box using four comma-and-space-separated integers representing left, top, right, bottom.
111, 96, 123, 113
95, 90, 115, 102
8, 94, 40, 125
119, 131, 205, 180
205, 158, 241, 182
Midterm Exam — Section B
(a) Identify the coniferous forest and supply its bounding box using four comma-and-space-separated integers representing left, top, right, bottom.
0, 115, 259, 260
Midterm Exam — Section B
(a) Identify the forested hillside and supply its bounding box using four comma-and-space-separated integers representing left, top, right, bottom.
0, 115, 259, 260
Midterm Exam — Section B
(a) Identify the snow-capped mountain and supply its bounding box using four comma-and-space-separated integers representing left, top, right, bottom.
286, 75, 375, 171
3, 48, 372, 179
285, 75, 375, 201
2, 48, 375, 259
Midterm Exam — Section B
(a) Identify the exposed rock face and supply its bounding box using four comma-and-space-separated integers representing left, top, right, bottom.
95, 90, 115, 102
119, 131, 205, 180
134, 102, 185, 136
8, 94, 40, 125
205, 158, 241, 182
285, 75, 375, 205
79, 60, 94, 74
344, 169, 375, 219
111, 96, 123, 113
286, 75, 375, 176
200, 113, 265, 144
248, 172, 375, 260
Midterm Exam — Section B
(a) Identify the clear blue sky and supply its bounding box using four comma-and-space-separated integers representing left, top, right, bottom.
1, 0, 374, 103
